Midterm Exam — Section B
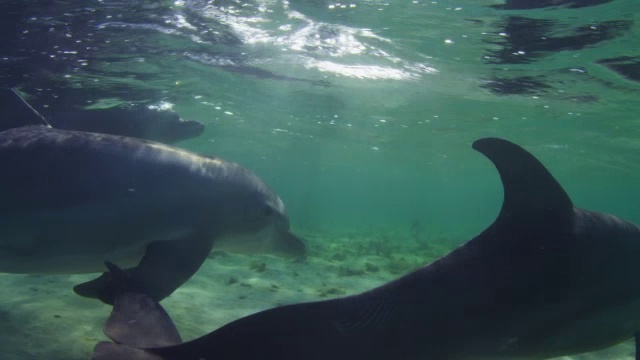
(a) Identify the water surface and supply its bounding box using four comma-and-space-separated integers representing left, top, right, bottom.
1, 0, 640, 359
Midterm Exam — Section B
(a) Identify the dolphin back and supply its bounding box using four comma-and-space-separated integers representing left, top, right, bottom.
0, 125, 211, 213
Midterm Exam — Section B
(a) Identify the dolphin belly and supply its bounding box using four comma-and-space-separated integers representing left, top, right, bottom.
0, 200, 195, 274
507, 298, 640, 359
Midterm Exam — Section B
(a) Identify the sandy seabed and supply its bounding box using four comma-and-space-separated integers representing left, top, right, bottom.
0, 230, 634, 360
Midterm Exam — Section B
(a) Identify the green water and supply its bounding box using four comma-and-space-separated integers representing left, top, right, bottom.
155, 0, 640, 237
3, 0, 640, 359
16, 0, 638, 237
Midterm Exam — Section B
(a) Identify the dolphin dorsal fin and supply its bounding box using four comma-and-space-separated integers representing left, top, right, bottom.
0, 88, 51, 132
472, 138, 573, 226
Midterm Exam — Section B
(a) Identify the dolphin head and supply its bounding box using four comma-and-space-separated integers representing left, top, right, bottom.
134, 106, 205, 143
205, 162, 306, 259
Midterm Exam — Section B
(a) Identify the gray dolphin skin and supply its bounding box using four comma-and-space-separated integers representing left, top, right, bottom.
94, 137, 640, 360
0, 105, 305, 304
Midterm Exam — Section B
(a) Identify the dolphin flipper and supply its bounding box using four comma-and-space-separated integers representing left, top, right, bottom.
102, 262, 182, 348
91, 262, 182, 360
75, 232, 215, 304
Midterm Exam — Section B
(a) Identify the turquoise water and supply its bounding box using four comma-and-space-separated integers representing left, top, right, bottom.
4, 0, 640, 233
2, 0, 640, 359
167, 0, 640, 236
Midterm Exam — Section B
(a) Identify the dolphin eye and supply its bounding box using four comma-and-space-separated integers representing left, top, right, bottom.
263, 205, 274, 217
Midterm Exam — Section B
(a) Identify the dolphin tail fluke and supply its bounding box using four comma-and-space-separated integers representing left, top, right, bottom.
0, 88, 51, 132
90, 262, 182, 360
75, 231, 215, 304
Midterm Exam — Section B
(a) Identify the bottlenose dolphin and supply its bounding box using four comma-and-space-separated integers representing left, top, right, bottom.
0, 88, 205, 143
47, 105, 205, 144
0, 94, 305, 305
94, 137, 640, 359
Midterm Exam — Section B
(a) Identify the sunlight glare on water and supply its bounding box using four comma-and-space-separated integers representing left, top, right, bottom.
1, 0, 640, 359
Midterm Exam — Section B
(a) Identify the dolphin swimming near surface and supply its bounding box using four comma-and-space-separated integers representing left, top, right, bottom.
94, 137, 640, 359
0, 88, 205, 143
47, 105, 205, 144
0, 90, 306, 305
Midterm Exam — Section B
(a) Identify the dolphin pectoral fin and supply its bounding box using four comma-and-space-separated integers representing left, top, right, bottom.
75, 232, 215, 304
272, 229, 307, 259
102, 262, 182, 348
74, 271, 122, 305
91, 262, 181, 360
472, 138, 574, 227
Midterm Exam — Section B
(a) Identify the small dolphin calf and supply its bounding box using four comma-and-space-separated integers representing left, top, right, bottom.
0, 100, 305, 304
95, 138, 640, 359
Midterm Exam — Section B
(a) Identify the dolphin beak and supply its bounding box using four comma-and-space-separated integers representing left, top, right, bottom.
176, 119, 205, 138
273, 228, 307, 259
272, 197, 290, 230
269, 197, 305, 258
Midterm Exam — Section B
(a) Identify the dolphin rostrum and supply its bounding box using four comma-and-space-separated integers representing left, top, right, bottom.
0, 95, 305, 304
94, 137, 640, 359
